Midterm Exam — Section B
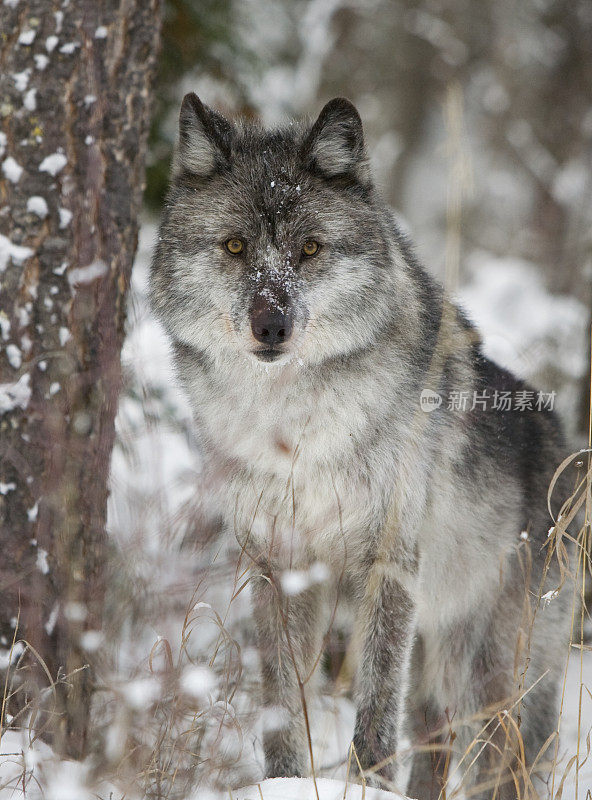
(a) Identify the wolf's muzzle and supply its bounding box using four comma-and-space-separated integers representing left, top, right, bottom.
250, 295, 293, 347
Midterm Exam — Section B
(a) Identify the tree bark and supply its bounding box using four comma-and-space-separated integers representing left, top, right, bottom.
0, 0, 161, 758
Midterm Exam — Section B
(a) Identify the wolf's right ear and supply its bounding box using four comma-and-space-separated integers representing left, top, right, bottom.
173, 93, 232, 178
303, 98, 369, 184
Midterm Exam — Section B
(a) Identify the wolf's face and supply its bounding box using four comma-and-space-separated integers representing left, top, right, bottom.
151, 96, 395, 368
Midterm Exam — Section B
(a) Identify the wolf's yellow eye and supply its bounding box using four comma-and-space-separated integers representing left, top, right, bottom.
302, 240, 320, 257
225, 238, 244, 255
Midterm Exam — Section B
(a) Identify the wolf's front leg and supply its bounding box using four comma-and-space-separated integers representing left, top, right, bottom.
352, 561, 415, 788
251, 568, 324, 778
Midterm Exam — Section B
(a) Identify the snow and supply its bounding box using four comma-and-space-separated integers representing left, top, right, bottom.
26, 195, 48, 218
36, 548, 49, 574
121, 677, 161, 710
405, 10, 467, 66
459, 254, 588, 381
180, 664, 217, 699
12, 68, 30, 91
541, 589, 560, 604
0, 373, 31, 413
58, 326, 71, 346
0, 731, 97, 800
59, 207, 72, 228
94, 25, 108, 39
458, 254, 589, 435
552, 159, 589, 205
0, 482, 16, 494
2, 155, 23, 183
34, 54, 49, 70
0, 131, 6, 157
67, 259, 107, 286
108, 221, 197, 553
44, 759, 93, 800
6, 343, 22, 368
83, 94, 96, 106
59, 42, 79, 55
80, 630, 103, 651
45, 34, 58, 52
236, 0, 347, 124
27, 501, 38, 521
281, 562, 330, 595
281, 569, 310, 595
72, 411, 91, 434
64, 601, 86, 621
16, 304, 31, 326
260, 705, 290, 734
0, 315, 10, 340
17, 28, 36, 45
230, 778, 404, 800
44, 603, 59, 635
556, 649, 592, 797
23, 87, 37, 111
0, 642, 24, 670
39, 151, 67, 176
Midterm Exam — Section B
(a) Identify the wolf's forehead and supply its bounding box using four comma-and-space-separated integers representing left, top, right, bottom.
214, 129, 339, 238
228, 162, 320, 238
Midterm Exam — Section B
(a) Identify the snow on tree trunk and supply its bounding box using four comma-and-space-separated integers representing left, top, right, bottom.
0, 0, 161, 758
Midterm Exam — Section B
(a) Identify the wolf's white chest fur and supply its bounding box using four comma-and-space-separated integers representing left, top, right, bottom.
189, 357, 395, 564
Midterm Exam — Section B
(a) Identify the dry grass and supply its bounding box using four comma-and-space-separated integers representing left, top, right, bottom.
0, 434, 589, 799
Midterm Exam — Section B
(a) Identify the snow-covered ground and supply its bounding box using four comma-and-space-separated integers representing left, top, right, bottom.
230, 777, 405, 799
1, 651, 591, 798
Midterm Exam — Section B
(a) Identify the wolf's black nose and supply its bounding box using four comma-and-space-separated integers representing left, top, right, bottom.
251, 307, 293, 346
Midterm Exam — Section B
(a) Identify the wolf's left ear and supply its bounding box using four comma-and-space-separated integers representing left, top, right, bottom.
174, 92, 232, 178
303, 98, 369, 183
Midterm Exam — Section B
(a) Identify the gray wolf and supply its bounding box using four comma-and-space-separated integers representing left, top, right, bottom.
150, 93, 575, 799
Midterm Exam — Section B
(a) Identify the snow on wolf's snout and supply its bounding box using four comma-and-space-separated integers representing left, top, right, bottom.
150, 93, 393, 368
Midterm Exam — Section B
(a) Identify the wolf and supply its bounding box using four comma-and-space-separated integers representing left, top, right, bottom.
150, 94, 575, 799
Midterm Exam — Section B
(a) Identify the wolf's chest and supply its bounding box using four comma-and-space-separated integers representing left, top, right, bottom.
198, 372, 383, 559
204, 369, 366, 475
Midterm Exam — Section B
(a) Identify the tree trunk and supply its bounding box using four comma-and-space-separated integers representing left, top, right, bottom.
0, 0, 161, 758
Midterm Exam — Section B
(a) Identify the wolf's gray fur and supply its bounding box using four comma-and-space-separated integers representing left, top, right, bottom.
151, 94, 575, 798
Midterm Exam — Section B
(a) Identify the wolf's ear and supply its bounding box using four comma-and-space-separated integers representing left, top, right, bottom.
303, 98, 369, 183
174, 93, 232, 178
